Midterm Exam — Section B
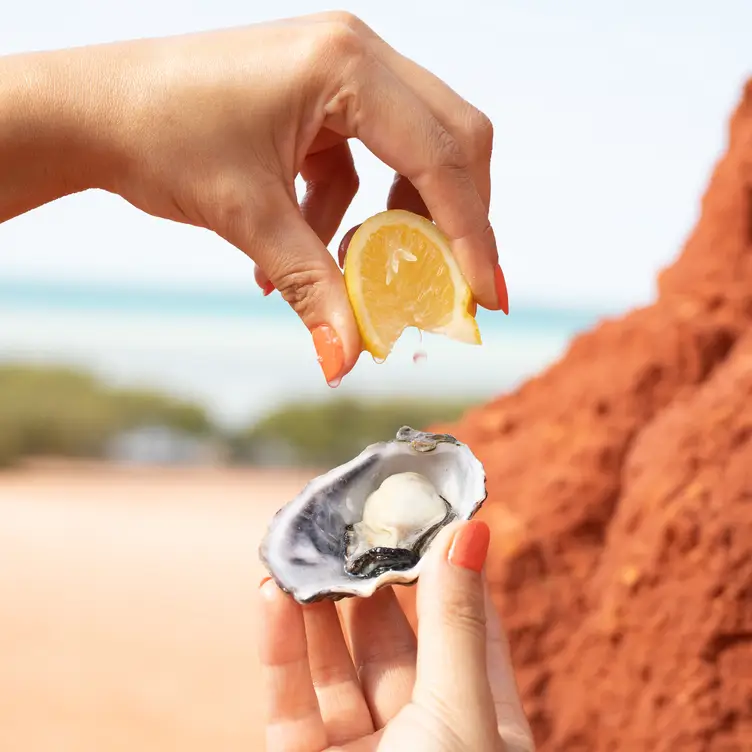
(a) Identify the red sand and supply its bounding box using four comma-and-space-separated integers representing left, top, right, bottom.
424, 80, 752, 750
5, 77, 752, 752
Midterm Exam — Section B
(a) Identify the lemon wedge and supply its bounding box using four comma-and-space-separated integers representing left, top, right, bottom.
343, 210, 481, 360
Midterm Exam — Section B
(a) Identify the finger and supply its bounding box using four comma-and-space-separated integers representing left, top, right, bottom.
323, 61, 501, 310
370, 40, 493, 212
221, 183, 361, 385
300, 140, 360, 247
339, 587, 417, 728
386, 173, 431, 219
483, 577, 536, 752
337, 223, 360, 268
303, 600, 374, 745
371, 56, 505, 313
258, 579, 327, 752
254, 264, 275, 296
412, 521, 500, 748
256, 141, 357, 297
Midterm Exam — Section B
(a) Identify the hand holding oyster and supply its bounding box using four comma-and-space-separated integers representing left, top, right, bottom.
259, 426, 487, 603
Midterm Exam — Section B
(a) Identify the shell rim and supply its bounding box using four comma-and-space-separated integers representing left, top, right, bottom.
258, 426, 487, 605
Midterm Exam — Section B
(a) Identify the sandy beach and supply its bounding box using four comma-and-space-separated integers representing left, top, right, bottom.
0, 462, 318, 752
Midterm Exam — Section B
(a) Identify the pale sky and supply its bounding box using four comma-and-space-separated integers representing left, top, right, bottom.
1, 0, 750, 309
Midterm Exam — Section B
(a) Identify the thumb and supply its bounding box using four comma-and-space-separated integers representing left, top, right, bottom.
413, 520, 502, 749
223, 184, 362, 386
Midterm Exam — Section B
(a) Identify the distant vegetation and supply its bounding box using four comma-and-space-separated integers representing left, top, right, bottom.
0, 364, 212, 467
0, 363, 476, 469
229, 397, 475, 467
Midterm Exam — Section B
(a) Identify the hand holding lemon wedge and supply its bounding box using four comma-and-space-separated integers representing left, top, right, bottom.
343, 210, 503, 362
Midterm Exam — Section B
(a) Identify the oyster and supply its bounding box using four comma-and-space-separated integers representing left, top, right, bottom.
259, 426, 487, 604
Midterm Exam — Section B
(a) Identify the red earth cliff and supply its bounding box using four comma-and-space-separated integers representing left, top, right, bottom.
411, 80, 752, 750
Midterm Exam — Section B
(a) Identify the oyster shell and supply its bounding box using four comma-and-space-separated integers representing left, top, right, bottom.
259, 426, 487, 604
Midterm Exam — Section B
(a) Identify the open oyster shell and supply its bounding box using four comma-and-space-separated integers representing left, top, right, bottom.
259, 426, 487, 604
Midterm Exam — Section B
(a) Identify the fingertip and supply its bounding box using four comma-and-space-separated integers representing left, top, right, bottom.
386, 173, 432, 219
326, 306, 364, 378
450, 226, 502, 312
448, 519, 490, 573
338, 224, 360, 268
258, 576, 288, 611
429, 519, 464, 558
254, 263, 270, 291
494, 264, 509, 315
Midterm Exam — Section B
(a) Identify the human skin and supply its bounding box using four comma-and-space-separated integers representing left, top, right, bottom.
0, 15, 529, 748
259, 519, 535, 751
0, 11, 508, 386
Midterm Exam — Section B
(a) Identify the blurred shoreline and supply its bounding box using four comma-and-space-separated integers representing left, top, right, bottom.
0, 278, 614, 427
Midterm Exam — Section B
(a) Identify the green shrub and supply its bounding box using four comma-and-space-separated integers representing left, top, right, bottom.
232, 396, 475, 467
0, 364, 213, 466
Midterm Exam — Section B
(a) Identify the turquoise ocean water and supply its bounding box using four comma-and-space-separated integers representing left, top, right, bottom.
0, 279, 616, 427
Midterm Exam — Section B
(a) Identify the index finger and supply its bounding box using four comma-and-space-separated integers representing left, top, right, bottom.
321, 50, 501, 310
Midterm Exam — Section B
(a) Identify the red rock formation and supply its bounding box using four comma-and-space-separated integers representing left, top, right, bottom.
424, 81, 752, 750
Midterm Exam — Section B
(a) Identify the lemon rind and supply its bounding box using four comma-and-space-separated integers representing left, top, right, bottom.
343, 210, 481, 357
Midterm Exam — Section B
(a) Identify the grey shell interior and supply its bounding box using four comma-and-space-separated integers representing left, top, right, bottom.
259, 426, 487, 604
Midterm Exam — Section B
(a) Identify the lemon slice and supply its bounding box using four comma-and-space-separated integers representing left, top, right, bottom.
343, 210, 481, 360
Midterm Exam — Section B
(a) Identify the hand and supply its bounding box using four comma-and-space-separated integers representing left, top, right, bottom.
258, 520, 535, 751
0, 13, 507, 385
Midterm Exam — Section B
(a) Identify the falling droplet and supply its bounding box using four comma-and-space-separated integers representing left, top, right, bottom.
412, 328, 427, 364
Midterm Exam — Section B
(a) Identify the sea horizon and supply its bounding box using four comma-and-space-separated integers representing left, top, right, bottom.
1, 277, 630, 428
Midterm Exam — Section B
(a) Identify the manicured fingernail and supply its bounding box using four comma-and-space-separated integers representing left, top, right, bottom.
311, 325, 344, 386
259, 576, 272, 588
448, 520, 490, 573
494, 264, 509, 315
262, 281, 275, 297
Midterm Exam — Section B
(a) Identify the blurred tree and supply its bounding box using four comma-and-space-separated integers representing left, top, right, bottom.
232, 396, 476, 467
0, 364, 213, 466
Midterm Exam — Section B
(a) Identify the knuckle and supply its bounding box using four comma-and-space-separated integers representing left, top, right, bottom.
452, 107, 494, 166
464, 108, 494, 161
206, 177, 248, 235
318, 16, 369, 63
319, 10, 369, 36
433, 126, 467, 170
275, 267, 328, 320
310, 662, 353, 690
442, 590, 487, 638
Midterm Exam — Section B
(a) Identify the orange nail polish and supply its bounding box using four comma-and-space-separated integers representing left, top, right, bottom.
259, 576, 272, 588
448, 520, 490, 573
311, 325, 344, 386
494, 264, 509, 315
262, 281, 275, 297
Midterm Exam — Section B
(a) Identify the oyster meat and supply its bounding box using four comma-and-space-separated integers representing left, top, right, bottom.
259, 426, 487, 604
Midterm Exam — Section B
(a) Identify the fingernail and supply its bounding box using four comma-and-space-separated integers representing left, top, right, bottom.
259, 576, 272, 588
262, 281, 275, 297
494, 265, 509, 315
311, 325, 344, 386
448, 520, 490, 573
